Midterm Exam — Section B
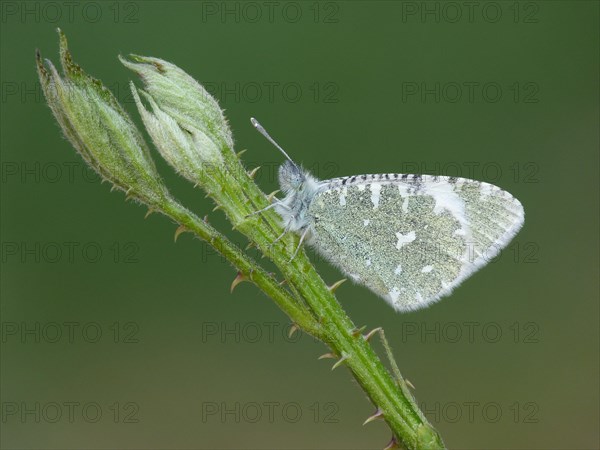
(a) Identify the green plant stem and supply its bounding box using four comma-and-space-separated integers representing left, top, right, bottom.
169, 159, 445, 449
159, 196, 323, 339
39, 31, 446, 449
283, 252, 443, 448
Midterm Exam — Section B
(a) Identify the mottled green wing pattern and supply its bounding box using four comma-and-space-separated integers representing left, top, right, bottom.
307, 174, 524, 311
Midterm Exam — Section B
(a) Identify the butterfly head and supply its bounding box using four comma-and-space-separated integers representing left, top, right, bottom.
250, 117, 319, 206
278, 160, 306, 193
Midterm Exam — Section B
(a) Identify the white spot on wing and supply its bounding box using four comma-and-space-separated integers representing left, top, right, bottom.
339, 187, 347, 206
363, 219, 370, 226
415, 292, 424, 302
421, 265, 433, 273
394, 265, 402, 275
398, 183, 411, 213
425, 179, 469, 234
370, 183, 382, 209
357, 184, 366, 191
389, 287, 400, 303
397, 183, 410, 197
395, 231, 416, 249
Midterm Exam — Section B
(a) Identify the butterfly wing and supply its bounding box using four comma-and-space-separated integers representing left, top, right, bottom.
306, 174, 524, 311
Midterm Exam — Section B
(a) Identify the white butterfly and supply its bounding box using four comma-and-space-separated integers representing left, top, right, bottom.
250, 118, 525, 312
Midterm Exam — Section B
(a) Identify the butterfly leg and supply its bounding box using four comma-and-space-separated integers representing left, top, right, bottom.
374, 328, 416, 400
270, 225, 290, 247
288, 227, 310, 262
245, 201, 286, 218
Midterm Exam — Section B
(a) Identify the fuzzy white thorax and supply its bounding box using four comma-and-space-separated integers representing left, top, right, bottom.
275, 160, 322, 237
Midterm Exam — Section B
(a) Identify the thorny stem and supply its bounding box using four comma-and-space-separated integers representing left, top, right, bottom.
163, 149, 446, 449
37, 30, 446, 448
159, 197, 323, 340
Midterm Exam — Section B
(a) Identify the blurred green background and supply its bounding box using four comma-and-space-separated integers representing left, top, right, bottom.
1, 1, 598, 449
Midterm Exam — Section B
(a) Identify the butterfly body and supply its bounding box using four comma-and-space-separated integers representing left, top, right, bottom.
252, 118, 525, 312
276, 164, 524, 312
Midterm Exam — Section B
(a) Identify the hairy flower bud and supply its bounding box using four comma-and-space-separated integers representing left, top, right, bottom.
120, 54, 233, 153
130, 83, 223, 184
36, 29, 168, 205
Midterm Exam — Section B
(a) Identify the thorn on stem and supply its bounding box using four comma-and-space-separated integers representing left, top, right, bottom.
318, 352, 337, 360
331, 353, 349, 370
405, 379, 415, 390
237, 149, 248, 157
212, 205, 223, 212
248, 166, 261, 179
328, 278, 347, 293
174, 225, 188, 243
288, 323, 300, 339
363, 408, 383, 426
383, 436, 399, 450
230, 272, 249, 293
144, 208, 155, 219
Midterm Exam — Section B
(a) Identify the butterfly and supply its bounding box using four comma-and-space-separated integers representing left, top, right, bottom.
250, 118, 525, 312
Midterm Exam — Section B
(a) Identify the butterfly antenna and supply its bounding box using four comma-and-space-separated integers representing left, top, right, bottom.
250, 117, 295, 163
